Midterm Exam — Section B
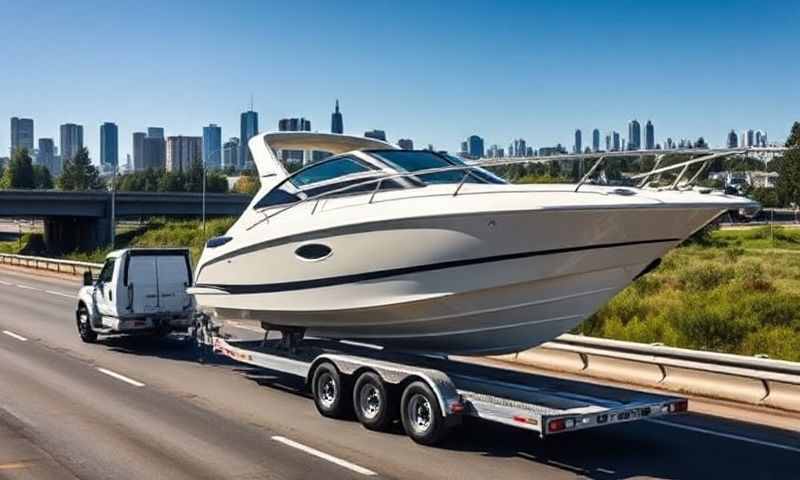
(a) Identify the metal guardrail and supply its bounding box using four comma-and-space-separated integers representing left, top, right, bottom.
0, 253, 103, 276
498, 334, 800, 413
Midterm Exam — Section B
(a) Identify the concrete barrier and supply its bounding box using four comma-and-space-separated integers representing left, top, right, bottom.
0, 253, 102, 276
501, 334, 800, 414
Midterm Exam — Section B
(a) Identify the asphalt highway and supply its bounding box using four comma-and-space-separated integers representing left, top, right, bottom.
0, 266, 798, 479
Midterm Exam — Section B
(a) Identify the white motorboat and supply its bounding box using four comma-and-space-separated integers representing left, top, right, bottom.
190, 132, 757, 355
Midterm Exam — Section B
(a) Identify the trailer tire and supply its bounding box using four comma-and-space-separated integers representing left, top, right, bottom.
76, 304, 97, 343
400, 381, 449, 446
312, 362, 351, 419
353, 372, 395, 432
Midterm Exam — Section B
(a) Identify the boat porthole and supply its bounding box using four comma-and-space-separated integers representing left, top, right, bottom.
295, 243, 333, 261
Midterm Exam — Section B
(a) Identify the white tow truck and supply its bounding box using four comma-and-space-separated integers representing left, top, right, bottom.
77, 247, 689, 445
76, 249, 194, 342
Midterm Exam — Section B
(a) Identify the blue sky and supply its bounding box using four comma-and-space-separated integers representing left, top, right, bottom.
2, 0, 798, 161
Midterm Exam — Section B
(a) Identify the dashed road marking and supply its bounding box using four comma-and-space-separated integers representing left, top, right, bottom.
15, 284, 39, 291
97, 368, 146, 387
0, 461, 32, 470
2, 330, 28, 342
0, 280, 11, 285
271, 436, 377, 476
44, 290, 73, 298
649, 418, 800, 454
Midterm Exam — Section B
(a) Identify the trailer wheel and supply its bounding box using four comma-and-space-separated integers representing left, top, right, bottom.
76, 304, 97, 343
311, 363, 351, 419
400, 381, 449, 446
353, 372, 395, 432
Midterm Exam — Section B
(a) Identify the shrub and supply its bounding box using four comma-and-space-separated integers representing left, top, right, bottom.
735, 260, 773, 291
740, 327, 800, 362
677, 262, 733, 291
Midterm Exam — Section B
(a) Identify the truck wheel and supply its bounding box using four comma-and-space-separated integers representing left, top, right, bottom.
401, 381, 449, 446
353, 371, 395, 432
76, 304, 97, 343
311, 362, 351, 419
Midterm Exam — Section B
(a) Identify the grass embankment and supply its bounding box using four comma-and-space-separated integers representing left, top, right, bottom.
579, 226, 800, 361
66, 217, 236, 265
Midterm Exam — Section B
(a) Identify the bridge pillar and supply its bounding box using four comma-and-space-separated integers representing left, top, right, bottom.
43, 216, 111, 254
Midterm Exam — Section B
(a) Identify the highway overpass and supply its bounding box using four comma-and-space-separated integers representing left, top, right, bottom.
0, 190, 251, 252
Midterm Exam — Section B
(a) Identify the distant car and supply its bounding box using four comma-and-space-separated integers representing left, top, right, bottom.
76, 249, 194, 342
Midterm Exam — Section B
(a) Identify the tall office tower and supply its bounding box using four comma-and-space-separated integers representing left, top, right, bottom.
59, 123, 84, 173
573, 129, 582, 153
612, 131, 621, 151
240, 110, 259, 170
397, 138, 414, 150
666, 137, 674, 150
467, 135, 485, 158
223, 137, 240, 170
645, 120, 655, 150
605, 134, 611, 152
37, 138, 54, 171
727, 130, 738, 148
278, 118, 311, 132
592, 129, 600, 152
10, 117, 34, 153
513, 138, 527, 157
132, 132, 146, 171
460, 141, 468, 154
755, 130, 762, 148
746, 129, 755, 147
147, 127, 164, 139
761, 132, 768, 147
628, 120, 641, 150
100, 122, 119, 172
331, 99, 344, 134
364, 130, 387, 141
143, 137, 166, 170
165, 136, 202, 173
202, 124, 222, 170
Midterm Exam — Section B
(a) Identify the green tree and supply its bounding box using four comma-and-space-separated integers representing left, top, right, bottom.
58, 147, 102, 191
786, 121, 800, 147
232, 171, 260, 195
775, 148, 800, 207
694, 137, 709, 149
184, 157, 204, 192
0, 148, 35, 189
32, 165, 54, 189
206, 170, 230, 193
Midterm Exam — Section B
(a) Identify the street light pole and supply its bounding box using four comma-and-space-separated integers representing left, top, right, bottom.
110, 164, 117, 249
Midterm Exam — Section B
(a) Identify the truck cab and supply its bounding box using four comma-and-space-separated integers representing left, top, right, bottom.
76, 248, 194, 342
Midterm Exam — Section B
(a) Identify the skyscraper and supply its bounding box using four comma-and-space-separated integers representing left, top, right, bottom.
166, 136, 202, 172
59, 123, 84, 170
37, 138, 54, 172
100, 122, 118, 172
628, 120, 641, 150
240, 110, 259, 170
727, 130, 738, 148
605, 134, 611, 152
645, 120, 655, 150
10, 117, 34, 153
132, 132, 146, 171
592, 129, 600, 152
147, 127, 164, 139
573, 129, 582, 154
467, 135, 484, 158
278, 118, 311, 132
143, 136, 166, 170
331, 100, 343, 134
612, 131, 621, 152
364, 130, 387, 141
746, 129, 755, 147
397, 138, 414, 150
203, 124, 222, 170
223, 137, 240, 170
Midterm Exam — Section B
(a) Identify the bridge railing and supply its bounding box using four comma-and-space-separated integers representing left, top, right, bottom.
0, 253, 103, 276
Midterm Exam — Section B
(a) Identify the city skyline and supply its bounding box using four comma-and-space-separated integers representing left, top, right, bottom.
1, 1, 796, 162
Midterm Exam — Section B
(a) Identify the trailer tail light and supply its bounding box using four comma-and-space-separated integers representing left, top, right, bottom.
672, 400, 688, 413
548, 417, 576, 433
449, 401, 465, 414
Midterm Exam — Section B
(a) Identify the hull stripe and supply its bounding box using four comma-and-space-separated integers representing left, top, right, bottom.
196, 237, 679, 294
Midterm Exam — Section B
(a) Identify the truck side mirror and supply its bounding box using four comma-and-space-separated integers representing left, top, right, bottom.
83, 271, 93, 286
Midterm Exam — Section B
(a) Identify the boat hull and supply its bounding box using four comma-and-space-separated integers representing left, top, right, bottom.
194, 204, 723, 355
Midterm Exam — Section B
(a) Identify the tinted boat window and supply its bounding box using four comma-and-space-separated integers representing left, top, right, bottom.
291, 156, 371, 187
375, 151, 465, 184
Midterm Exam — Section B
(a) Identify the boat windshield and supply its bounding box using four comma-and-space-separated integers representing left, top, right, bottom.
370, 150, 506, 185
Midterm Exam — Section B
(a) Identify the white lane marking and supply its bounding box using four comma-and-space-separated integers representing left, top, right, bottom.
45, 290, 73, 298
649, 418, 800, 454
0, 280, 11, 285
2, 330, 28, 341
15, 284, 40, 291
96, 368, 146, 387
271, 436, 377, 476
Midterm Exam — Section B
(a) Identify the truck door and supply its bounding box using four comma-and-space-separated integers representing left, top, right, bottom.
126, 255, 159, 314
155, 254, 191, 314
94, 258, 117, 318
